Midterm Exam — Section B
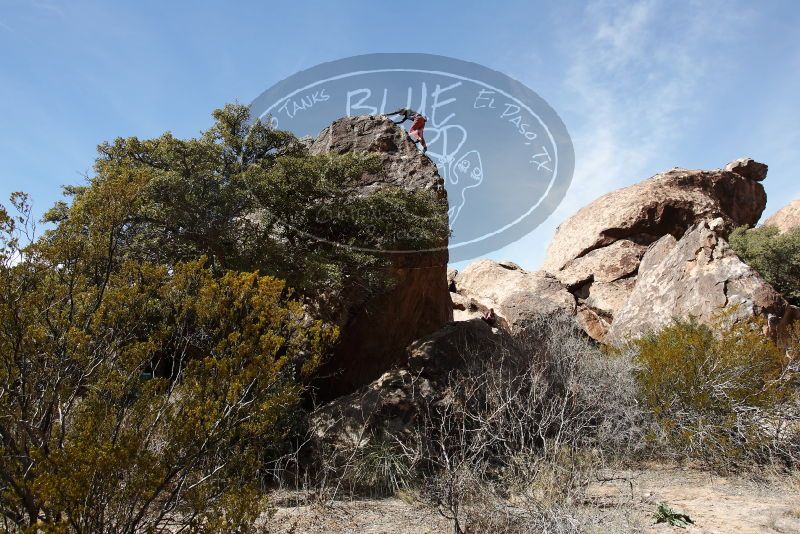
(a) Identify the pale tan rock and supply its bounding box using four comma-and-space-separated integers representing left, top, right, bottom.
555, 239, 647, 288
607, 219, 786, 343
762, 199, 800, 234
454, 259, 575, 333
542, 161, 768, 275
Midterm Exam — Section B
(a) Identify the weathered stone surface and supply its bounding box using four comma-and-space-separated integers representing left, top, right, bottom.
607, 219, 786, 343
447, 268, 458, 285
724, 157, 768, 182
310, 115, 446, 200
583, 277, 637, 316
453, 259, 575, 333
310, 116, 452, 399
536, 159, 769, 341
542, 161, 768, 275
450, 292, 484, 322
310, 319, 519, 449
574, 307, 608, 343
763, 199, 800, 234
571, 277, 637, 342
556, 239, 647, 288
570, 277, 637, 342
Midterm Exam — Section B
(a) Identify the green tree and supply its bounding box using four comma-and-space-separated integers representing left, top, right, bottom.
92, 103, 448, 297
0, 103, 447, 531
730, 224, 800, 305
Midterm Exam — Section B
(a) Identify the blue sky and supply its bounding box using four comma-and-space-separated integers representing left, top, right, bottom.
1, 0, 798, 268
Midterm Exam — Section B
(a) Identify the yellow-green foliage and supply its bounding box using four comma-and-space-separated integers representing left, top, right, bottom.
631, 318, 794, 469
0, 158, 335, 531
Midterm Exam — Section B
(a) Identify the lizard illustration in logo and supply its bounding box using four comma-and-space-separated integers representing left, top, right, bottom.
422, 123, 485, 226
446, 149, 484, 224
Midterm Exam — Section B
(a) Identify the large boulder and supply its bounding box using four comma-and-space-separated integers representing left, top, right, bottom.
607, 218, 786, 342
540, 159, 768, 341
310, 115, 446, 199
310, 319, 520, 449
453, 259, 575, 334
763, 199, 800, 234
310, 116, 452, 399
543, 161, 767, 275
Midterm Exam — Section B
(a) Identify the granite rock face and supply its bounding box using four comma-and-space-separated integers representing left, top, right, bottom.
724, 157, 768, 182
538, 159, 768, 341
543, 161, 767, 275
607, 218, 786, 342
453, 259, 576, 334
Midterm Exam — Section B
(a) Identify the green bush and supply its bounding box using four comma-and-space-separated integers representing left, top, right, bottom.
629, 318, 796, 470
730, 224, 800, 305
0, 184, 335, 532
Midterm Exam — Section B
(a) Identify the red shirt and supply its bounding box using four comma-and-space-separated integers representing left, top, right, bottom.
410, 115, 426, 131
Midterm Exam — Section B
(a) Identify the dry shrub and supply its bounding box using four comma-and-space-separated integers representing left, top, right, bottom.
402, 313, 644, 533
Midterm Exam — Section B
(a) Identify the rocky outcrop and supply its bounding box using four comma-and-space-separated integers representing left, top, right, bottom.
310, 116, 452, 399
724, 157, 768, 182
543, 161, 767, 275
539, 159, 768, 341
607, 218, 786, 342
311, 319, 520, 449
310, 115, 446, 199
449, 159, 797, 344
763, 199, 800, 234
453, 259, 575, 334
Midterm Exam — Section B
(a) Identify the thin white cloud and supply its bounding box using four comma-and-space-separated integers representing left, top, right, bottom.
489, 0, 752, 270
30, 0, 65, 17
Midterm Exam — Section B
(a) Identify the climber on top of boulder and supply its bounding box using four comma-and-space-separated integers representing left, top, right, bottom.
384, 108, 428, 153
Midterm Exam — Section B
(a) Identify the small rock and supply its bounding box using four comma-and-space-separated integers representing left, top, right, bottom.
724, 157, 768, 182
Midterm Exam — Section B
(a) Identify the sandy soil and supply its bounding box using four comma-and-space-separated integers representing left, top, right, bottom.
591, 466, 800, 534
267, 466, 800, 533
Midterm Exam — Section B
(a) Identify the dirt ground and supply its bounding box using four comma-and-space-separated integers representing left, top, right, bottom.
590, 465, 800, 533
266, 466, 800, 533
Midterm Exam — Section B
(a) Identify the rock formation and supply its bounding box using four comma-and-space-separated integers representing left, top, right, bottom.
763, 199, 800, 234
311, 319, 520, 450
724, 157, 768, 182
537, 160, 769, 341
310, 116, 452, 399
453, 259, 575, 334
542, 164, 766, 276
607, 218, 786, 342
448, 158, 797, 343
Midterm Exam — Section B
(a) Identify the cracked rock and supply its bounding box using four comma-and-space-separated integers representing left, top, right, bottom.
607, 218, 786, 343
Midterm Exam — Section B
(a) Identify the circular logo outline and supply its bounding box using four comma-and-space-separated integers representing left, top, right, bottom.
248, 53, 574, 262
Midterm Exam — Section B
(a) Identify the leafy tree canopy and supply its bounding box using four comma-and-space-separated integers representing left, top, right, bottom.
73, 103, 448, 296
